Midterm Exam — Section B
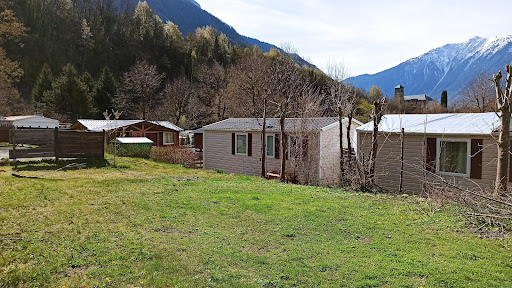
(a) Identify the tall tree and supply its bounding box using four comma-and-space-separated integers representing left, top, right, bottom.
44, 63, 93, 121
32, 63, 53, 107
441, 90, 448, 108
0, 0, 26, 115
118, 60, 164, 120
93, 66, 118, 117
157, 77, 194, 126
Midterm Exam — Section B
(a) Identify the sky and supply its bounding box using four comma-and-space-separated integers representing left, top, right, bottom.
195, 0, 512, 77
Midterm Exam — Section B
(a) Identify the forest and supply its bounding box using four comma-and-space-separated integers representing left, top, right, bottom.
0, 0, 381, 129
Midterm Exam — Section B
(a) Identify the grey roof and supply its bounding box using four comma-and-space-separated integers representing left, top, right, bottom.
395, 85, 404, 89
0, 115, 58, 122
203, 118, 342, 132
78, 119, 183, 132
404, 94, 433, 101
357, 113, 502, 135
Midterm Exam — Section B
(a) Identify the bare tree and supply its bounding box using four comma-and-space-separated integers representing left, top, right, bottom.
118, 60, 165, 120
196, 62, 229, 122
368, 98, 384, 186
157, 77, 194, 126
493, 65, 512, 196
460, 73, 495, 112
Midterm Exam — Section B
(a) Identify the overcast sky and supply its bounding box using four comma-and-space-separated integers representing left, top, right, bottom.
195, 0, 512, 77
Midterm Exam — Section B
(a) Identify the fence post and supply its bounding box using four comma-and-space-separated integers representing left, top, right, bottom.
399, 128, 405, 193
11, 126, 17, 170
54, 127, 59, 161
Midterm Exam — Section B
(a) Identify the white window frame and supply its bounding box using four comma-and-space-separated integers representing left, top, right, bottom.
266, 134, 275, 158
436, 138, 471, 177
163, 132, 175, 145
235, 133, 248, 156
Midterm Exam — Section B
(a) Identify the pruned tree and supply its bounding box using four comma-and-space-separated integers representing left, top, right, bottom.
493, 65, 512, 196
368, 97, 385, 187
326, 60, 357, 179
118, 60, 165, 120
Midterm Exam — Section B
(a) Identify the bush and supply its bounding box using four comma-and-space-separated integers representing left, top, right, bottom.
150, 146, 196, 165
107, 144, 152, 158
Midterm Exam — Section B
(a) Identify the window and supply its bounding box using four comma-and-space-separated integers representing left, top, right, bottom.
437, 139, 470, 177
163, 132, 175, 145
236, 133, 248, 155
266, 135, 275, 158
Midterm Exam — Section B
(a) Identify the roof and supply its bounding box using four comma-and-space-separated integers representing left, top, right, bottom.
357, 113, 502, 135
0, 115, 58, 122
395, 85, 404, 89
203, 118, 344, 132
112, 137, 153, 144
404, 94, 433, 101
77, 119, 183, 132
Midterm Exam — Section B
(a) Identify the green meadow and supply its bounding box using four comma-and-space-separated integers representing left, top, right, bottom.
0, 157, 511, 287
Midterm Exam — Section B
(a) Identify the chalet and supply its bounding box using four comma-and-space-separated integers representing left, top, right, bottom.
75, 119, 182, 147
202, 117, 362, 185
357, 113, 504, 194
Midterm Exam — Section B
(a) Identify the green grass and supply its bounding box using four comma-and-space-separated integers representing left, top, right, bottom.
0, 157, 511, 287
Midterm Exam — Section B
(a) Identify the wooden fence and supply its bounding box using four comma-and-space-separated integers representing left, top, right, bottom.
8, 127, 104, 159
0, 126, 10, 143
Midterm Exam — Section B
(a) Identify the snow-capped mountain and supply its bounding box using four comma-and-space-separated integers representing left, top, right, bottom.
350, 36, 512, 100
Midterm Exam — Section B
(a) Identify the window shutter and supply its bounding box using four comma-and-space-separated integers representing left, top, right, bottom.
275, 134, 280, 159
302, 136, 309, 158
470, 139, 483, 179
426, 138, 436, 173
248, 133, 253, 156
231, 133, 235, 155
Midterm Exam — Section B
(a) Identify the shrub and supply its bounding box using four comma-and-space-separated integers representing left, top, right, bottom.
107, 144, 152, 158
151, 146, 196, 165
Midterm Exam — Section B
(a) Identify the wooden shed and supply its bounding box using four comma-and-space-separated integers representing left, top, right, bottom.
75, 119, 182, 148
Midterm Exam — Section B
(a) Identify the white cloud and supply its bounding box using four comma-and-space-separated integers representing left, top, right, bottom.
196, 0, 512, 75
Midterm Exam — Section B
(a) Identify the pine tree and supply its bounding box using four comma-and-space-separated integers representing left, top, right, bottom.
44, 64, 92, 121
94, 66, 118, 117
441, 90, 448, 108
32, 63, 54, 105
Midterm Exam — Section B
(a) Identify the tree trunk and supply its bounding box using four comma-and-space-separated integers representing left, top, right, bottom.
346, 112, 353, 159
369, 100, 382, 186
494, 67, 512, 196
338, 112, 344, 178
261, 99, 267, 178
280, 114, 287, 182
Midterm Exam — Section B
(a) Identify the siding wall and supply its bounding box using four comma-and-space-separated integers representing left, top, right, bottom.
319, 125, 341, 185
204, 130, 321, 183
357, 131, 498, 194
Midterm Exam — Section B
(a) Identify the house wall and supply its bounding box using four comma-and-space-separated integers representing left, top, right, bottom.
203, 130, 321, 184
357, 131, 498, 194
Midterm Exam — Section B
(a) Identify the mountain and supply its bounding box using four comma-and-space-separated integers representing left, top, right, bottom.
350, 36, 512, 100
133, 0, 313, 66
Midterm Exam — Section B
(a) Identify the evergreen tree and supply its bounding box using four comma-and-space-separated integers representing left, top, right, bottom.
32, 63, 54, 105
44, 64, 92, 121
441, 90, 448, 108
93, 66, 118, 117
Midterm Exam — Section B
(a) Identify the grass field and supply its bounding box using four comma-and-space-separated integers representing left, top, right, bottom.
0, 157, 511, 287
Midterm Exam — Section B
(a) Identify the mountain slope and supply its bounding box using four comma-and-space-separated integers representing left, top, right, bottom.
350, 36, 512, 100
136, 0, 312, 67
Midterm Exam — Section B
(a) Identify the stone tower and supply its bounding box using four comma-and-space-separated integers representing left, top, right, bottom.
394, 85, 404, 102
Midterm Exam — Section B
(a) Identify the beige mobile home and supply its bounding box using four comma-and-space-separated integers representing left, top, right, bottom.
203, 118, 362, 185
357, 113, 504, 194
